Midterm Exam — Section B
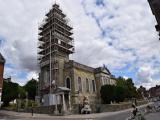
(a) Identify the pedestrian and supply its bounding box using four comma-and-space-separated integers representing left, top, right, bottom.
132, 103, 138, 118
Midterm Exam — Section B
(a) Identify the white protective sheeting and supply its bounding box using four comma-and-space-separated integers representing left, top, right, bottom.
43, 94, 57, 106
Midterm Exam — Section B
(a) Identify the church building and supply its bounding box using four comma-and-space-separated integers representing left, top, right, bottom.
38, 3, 116, 112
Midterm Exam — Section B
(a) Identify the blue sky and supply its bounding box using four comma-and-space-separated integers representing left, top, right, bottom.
0, 0, 160, 88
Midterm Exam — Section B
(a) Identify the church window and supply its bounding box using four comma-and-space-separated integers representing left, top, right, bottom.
66, 78, 71, 89
86, 78, 89, 92
78, 77, 82, 92
92, 80, 96, 92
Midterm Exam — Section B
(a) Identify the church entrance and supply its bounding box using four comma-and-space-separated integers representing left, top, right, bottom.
66, 78, 71, 89
54, 87, 71, 114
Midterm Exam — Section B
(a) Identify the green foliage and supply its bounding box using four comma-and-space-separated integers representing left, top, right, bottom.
116, 77, 138, 99
2, 81, 19, 106
18, 99, 38, 109
100, 85, 116, 104
137, 88, 143, 99
2, 79, 38, 107
27, 100, 38, 107
116, 77, 126, 87
18, 86, 26, 99
100, 77, 140, 104
24, 79, 38, 100
125, 78, 137, 98
115, 86, 126, 103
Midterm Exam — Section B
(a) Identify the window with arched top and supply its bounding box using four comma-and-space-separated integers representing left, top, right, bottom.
78, 77, 82, 92
66, 78, 71, 89
86, 78, 89, 92
92, 80, 96, 92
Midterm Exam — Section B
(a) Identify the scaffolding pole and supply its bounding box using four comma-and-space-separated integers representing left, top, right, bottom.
49, 30, 52, 97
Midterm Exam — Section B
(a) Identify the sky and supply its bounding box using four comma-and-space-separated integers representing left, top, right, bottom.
0, 0, 160, 89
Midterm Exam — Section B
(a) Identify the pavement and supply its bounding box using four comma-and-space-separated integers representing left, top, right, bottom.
0, 103, 158, 120
145, 112, 160, 120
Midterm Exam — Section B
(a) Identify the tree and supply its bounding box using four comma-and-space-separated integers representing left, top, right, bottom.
116, 77, 138, 99
2, 81, 19, 106
137, 86, 148, 99
100, 85, 116, 104
125, 78, 137, 99
116, 77, 126, 87
18, 86, 26, 99
24, 79, 38, 100
115, 86, 126, 103
137, 88, 143, 99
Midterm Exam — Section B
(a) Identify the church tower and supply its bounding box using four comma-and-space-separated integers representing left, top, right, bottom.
38, 3, 74, 95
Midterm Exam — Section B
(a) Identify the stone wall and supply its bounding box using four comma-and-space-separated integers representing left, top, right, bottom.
97, 100, 148, 113
25, 101, 148, 115
71, 101, 148, 113
27, 105, 55, 114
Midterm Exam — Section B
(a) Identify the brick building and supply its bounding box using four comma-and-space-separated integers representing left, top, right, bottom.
38, 3, 116, 113
0, 53, 5, 107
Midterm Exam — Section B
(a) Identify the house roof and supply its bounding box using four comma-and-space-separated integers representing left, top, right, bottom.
0, 52, 5, 64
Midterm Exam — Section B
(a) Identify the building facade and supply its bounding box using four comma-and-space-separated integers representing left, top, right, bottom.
0, 53, 5, 107
38, 3, 116, 112
149, 85, 160, 98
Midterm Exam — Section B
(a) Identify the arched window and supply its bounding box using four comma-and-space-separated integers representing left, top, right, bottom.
66, 78, 71, 89
78, 77, 82, 92
92, 80, 96, 92
86, 78, 89, 92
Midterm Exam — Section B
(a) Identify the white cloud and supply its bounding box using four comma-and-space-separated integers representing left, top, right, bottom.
137, 66, 153, 83
26, 71, 39, 81
136, 66, 160, 89
81, 0, 160, 88
0, 0, 160, 88
123, 76, 129, 80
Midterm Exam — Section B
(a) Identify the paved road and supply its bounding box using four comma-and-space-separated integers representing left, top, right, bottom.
97, 111, 160, 120
0, 113, 21, 120
0, 103, 159, 120
97, 111, 130, 120
97, 109, 160, 120
0, 111, 95, 120
96, 105, 148, 120
0, 111, 160, 120
145, 112, 160, 120
96, 102, 160, 120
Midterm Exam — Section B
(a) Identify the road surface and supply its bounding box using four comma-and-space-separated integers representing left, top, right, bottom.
0, 107, 159, 120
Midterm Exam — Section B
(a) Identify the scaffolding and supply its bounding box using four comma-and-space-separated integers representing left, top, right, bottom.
38, 3, 74, 94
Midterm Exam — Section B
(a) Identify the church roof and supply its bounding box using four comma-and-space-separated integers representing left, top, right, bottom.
65, 60, 112, 75
0, 52, 5, 64
65, 60, 95, 73
94, 66, 111, 75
